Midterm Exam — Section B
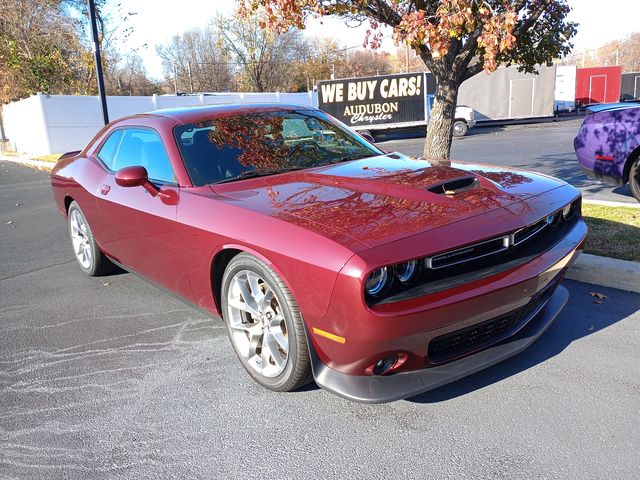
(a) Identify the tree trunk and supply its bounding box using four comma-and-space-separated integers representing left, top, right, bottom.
423, 79, 460, 163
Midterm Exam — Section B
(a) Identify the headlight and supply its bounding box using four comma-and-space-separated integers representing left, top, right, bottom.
394, 259, 420, 284
562, 203, 574, 220
365, 267, 392, 297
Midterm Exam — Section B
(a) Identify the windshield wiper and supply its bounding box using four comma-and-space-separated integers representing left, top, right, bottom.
335, 153, 375, 164
214, 166, 307, 184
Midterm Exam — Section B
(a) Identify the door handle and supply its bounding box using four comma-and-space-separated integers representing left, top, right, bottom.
100, 184, 111, 195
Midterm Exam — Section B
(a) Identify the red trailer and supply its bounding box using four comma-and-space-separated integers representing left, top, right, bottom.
575, 66, 622, 106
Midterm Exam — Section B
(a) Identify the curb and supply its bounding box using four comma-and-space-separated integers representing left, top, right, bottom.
583, 199, 640, 209
0, 155, 54, 171
566, 253, 640, 293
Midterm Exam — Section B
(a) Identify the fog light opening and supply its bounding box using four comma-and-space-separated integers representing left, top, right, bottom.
373, 354, 398, 376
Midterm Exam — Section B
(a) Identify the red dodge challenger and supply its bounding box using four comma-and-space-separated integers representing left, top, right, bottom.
51, 104, 587, 403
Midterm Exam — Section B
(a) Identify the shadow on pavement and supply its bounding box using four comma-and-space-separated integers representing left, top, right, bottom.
516, 152, 634, 200
406, 280, 640, 404
612, 184, 634, 198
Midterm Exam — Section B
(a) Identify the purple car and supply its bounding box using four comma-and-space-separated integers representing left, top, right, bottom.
574, 104, 640, 202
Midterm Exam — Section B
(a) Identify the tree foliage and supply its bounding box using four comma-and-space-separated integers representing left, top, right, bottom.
214, 12, 308, 92
155, 16, 415, 94
0, 0, 85, 102
240, 0, 578, 160
0, 0, 158, 104
157, 26, 235, 93
563, 32, 640, 74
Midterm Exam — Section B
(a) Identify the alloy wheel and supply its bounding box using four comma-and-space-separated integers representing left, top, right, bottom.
226, 270, 289, 378
69, 209, 92, 269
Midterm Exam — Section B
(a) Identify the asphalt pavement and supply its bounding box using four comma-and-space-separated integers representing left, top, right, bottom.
1, 162, 640, 480
377, 117, 637, 204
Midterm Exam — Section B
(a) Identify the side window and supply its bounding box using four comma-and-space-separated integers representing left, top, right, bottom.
97, 130, 124, 170
113, 128, 176, 183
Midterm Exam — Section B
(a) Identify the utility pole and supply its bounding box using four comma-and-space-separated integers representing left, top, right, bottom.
88, 0, 109, 124
173, 61, 178, 94
187, 61, 194, 93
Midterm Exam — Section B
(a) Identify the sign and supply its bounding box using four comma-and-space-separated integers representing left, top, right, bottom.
317, 72, 426, 128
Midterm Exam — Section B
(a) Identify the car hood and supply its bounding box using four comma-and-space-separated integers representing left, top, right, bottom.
210, 154, 566, 248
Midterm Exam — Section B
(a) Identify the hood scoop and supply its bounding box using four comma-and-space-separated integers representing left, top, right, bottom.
427, 176, 479, 195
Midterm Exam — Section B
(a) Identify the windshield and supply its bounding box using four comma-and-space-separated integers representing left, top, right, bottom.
173, 109, 382, 186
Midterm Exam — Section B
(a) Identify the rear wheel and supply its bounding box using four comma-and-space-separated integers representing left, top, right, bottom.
221, 253, 311, 392
630, 157, 640, 203
67, 201, 115, 276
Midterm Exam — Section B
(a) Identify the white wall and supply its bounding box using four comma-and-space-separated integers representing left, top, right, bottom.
2, 91, 318, 155
3, 94, 50, 154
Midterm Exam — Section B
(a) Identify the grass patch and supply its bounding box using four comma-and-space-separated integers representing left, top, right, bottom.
33, 153, 62, 163
582, 203, 640, 262
0, 151, 22, 157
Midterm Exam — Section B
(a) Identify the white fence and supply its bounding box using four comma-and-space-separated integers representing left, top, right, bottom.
2, 92, 319, 155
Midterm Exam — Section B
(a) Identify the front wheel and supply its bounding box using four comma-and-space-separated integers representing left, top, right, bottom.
67, 201, 115, 276
630, 157, 640, 203
221, 253, 311, 392
453, 120, 469, 137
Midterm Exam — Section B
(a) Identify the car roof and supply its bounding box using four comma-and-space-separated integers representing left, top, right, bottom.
586, 102, 640, 114
146, 103, 314, 124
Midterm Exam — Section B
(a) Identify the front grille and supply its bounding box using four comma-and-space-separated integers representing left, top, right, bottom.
427, 278, 560, 364
429, 236, 510, 269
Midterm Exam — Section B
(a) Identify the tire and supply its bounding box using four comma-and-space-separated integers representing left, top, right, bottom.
453, 120, 469, 137
221, 253, 311, 392
630, 157, 640, 203
67, 201, 115, 276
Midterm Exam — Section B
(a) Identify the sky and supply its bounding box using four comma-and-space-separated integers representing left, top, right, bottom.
116, 0, 640, 80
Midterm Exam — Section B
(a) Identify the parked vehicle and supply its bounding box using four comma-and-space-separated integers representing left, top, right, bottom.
427, 95, 475, 137
51, 104, 586, 403
452, 106, 475, 137
574, 103, 640, 202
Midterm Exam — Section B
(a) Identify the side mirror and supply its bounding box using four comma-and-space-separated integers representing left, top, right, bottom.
115, 165, 163, 197
115, 166, 148, 188
359, 132, 375, 144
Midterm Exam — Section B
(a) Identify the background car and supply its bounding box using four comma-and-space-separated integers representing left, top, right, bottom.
51, 104, 587, 403
574, 103, 640, 202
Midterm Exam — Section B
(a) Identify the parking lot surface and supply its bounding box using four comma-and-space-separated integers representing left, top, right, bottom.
1, 161, 639, 480
377, 118, 636, 204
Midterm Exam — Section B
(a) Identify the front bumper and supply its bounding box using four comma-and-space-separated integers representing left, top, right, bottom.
311, 284, 569, 403
580, 165, 624, 186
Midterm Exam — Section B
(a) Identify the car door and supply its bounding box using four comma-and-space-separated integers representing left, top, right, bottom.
94, 126, 181, 286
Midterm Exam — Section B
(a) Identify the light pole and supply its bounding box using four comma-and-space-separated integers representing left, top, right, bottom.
88, 0, 109, 125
